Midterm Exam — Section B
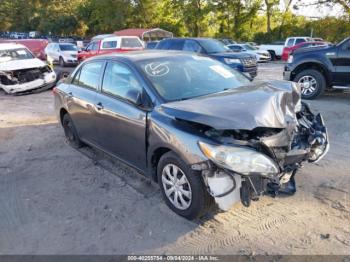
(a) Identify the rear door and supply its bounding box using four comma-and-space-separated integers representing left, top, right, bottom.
67, 61, 105, 143
334, 40, 350, 85
94, 61, 148, 170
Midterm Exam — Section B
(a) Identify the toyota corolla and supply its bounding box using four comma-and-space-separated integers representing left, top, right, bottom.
54, 51, 329, 219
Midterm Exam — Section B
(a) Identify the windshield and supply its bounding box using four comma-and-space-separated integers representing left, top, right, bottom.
59, 44, 77, 51
243, 44, 257, 50
0, 48, 34, 63
199, 39, 230, 54
137, 55, 250, 101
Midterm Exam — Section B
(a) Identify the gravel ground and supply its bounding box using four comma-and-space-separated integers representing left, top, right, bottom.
0, 62, 349, 255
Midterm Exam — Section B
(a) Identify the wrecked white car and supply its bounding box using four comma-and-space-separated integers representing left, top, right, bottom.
54, 52, 329, 219
0, 43, 56, 95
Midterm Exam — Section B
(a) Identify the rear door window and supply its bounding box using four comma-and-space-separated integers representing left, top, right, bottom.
286, 38, 294, 47
76, 61, 104, 90
295, 38, 306, 45
156, 40, 171, 49
121, 38, 142, 48
183, 40, 202, 52
168, 40, 184, 50
102, 41, 117, 49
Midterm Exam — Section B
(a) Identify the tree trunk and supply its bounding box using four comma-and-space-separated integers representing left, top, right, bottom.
278, 0, 293, 39
265, 0, 272, 34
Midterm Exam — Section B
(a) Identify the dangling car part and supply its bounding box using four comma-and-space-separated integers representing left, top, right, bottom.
0, 43, 56, 95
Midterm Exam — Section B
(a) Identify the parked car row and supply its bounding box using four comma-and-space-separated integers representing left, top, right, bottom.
154, 38, 258, 78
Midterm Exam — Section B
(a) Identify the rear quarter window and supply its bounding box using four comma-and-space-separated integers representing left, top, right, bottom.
102, 41, 117, 49
295, 38, 306, 45
121, 38, 142, 48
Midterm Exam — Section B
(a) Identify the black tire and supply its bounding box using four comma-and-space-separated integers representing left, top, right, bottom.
295, 69, 326, 100
157, 151, 213, 220
59, 56, 66, 67
62, 113, 83, 148
268, 50, 276, 61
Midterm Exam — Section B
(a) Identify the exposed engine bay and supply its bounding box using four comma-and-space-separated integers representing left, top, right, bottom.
0, 65, 56, 95
193, 102, 329, 210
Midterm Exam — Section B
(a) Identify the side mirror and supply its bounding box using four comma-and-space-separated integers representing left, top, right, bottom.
125, 89, 143, 106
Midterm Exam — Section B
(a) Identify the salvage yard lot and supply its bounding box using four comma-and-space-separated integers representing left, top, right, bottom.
0, 62, 349, 254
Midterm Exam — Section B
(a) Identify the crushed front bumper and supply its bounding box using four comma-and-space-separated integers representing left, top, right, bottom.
0, 71, 57, 95
198, 106, 329, 211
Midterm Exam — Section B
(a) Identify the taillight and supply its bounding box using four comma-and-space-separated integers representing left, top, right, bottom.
52, 87, 58, 94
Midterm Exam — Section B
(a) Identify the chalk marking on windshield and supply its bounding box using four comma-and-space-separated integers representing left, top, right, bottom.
209, 65, 234, 78
145, 62, 170, 77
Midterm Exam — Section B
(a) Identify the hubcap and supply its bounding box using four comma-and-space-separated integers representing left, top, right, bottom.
161, 164, 192, 210
298, 75, 318, 96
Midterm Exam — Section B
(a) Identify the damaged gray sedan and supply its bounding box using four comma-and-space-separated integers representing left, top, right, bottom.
54, 51, 329, 219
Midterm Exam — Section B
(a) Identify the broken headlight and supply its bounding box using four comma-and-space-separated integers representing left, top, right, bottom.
198, 141, 279, 175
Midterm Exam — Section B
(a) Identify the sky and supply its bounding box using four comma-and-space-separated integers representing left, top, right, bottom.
282, 0, 345, 18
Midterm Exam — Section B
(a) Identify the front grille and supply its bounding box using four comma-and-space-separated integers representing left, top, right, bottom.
17, 69, 42, 83
71, 54, 77, 58
241, 57, 257, 67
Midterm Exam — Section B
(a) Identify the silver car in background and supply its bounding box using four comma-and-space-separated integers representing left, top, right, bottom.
45, 43, 78, 67
228, 44, 271, 62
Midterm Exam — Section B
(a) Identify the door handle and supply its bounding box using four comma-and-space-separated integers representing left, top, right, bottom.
95, 102, 104, 110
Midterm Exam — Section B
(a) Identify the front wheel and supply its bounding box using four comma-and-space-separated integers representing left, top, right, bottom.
59, 56, 66, 67
295, 69, 326, 100
157, 152, 213, 220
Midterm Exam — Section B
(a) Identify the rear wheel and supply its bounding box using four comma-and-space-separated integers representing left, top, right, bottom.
157, 152, 213, 220
268, 50, 276, 61
62, 113, 83, 148
295, 69, 326, 100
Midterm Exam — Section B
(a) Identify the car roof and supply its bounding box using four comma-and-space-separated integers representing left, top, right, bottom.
161, 37, 216, 42
0, 43, 27, 50
86, 50, 201, 63
102, 36, 141, 41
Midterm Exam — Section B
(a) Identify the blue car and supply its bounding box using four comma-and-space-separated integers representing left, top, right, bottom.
155, 38, 257, 78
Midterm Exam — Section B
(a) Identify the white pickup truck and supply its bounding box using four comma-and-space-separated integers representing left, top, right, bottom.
259, 37, 314, 60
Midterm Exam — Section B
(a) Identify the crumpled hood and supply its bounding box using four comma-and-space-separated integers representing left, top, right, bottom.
159, 80, 301, 130
0, 58, 47, 71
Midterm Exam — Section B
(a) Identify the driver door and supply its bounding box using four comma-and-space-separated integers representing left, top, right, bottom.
93, 61, 148, 170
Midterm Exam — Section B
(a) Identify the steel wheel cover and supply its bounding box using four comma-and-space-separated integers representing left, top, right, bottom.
161, 163, 192, 210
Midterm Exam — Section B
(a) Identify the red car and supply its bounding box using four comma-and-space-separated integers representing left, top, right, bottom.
0, 39, 48, 60
282, 41, 327, 61
78, 36, 144, 62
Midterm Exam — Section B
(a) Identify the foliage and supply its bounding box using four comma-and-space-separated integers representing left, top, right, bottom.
0, 0, 348, 43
